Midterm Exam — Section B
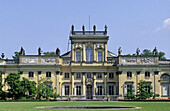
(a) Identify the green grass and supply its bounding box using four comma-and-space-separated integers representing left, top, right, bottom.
0, 102, 170, 111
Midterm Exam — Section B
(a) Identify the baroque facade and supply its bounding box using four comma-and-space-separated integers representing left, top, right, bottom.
0, 25, 170, 100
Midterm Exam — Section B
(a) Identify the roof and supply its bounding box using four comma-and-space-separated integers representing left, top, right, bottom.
61, 51, 71, 57
107, 51, 117, 57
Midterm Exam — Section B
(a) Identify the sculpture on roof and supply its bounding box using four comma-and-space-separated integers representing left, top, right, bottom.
82, 25, 85, 31
56, 48, 60, 56
1, 53, 5, 59
153, 47, 158, 56
136, 48, 140, 56
118, 47, 122, 55
19, 47, 25, 55
93, 25, 96, 32
38, 47, 41, 55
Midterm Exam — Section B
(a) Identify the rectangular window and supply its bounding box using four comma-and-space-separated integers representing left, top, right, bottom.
46, 72, 51, 77
145, 72, 150, 78
109, 86, 114, 95
109, 73, 114, 79
87, 73, 91, 78
29, 72, 34, 77
76, 86, 81, 95
65, 73, 69, 78
97, 86, 103, 95
98, 52, 102, 62
97, 73, 102, 78
145, 84, 151, 94
127, 72, 132, 78
65, 86, 69, 95
76, 52, 81, 62
76, 73, 81, 78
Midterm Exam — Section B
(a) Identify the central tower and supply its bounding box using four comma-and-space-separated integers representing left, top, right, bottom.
69, 25, 109, 65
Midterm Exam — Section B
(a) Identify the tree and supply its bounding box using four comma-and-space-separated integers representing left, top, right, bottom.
136, 80, 153, 100
5, 73, 23, 99
12, 52, 20, 61
43, 52, 56, 56
124, 85, 135, 100
36, 78, 54, 100
141, 49, 153, 56
158, 52, 166, 60
20, 77, 36, 98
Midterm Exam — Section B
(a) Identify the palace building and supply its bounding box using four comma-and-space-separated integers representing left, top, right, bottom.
0, 25, 170, 100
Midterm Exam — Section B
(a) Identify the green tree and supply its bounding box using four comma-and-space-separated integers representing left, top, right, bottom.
43, 52, 56, 56
141, 49, 153, 56
158, 51, 166, 60
124, 85, 135, 100
5, 73, 23, 99
136, 80, 153, 100
20, 77, 36, 98
36, 78, 54, 100
12, 52, 20, 61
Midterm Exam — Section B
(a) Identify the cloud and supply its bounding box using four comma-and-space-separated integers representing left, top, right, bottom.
163, 18, 170, 28
153, 18, 170, 32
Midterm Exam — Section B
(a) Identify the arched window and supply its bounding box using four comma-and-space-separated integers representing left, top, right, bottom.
161, 74, 170, 81
86, 46, 93, 62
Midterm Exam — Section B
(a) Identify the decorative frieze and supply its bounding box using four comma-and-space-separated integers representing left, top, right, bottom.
122, 57, 137, 64
22, 57, 38, 64
140, 57, 155, 64
42, 57, 57, 64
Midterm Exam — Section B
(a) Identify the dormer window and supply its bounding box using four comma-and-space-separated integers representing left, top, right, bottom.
86, 46, 93, 62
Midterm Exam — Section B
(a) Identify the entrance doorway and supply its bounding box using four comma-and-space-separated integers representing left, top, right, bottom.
86, 85, 92, 99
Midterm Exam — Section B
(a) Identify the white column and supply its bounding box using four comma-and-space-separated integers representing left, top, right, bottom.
74, 87, 76, 96
114, 85, 116, 95
62, 85, 65, 96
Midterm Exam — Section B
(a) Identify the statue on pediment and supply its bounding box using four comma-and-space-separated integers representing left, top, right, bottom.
38, 47, 41, 55
93, 25, 96, 32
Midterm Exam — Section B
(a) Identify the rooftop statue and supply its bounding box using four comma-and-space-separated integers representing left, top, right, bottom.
93, 25, 96, 32
118, 47, 122, 55
153, 47, 158, 56
136, 48, 140, 56
38, 47, 41, 55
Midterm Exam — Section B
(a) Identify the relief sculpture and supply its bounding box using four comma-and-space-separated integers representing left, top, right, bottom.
122, 57, 137, 64
140, 57, 155, 64
42, 57, 56, 63
22, 57, 38, 64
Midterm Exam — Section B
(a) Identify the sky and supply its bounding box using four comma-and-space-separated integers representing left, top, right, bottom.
0, 0, 170, 59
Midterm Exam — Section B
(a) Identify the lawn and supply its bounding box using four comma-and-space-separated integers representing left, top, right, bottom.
0, 101, 170, 111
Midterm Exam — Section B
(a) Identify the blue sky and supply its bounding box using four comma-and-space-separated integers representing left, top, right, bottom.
0, 0, 170, 59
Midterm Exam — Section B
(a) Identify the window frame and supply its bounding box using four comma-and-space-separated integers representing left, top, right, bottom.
98, 52, 103, 62
65, 73, 69, 78
87, 73, 91, 78
76, 52, 81, 62
127, 72, 132, 78
65, 86, 69, 95
97, 73, 102, 79
97, 86, 103, 95
46, 72, 51, 78
76, 86, 81, 95
76, 73, 81, 78
86, 46, 93, 62
109, 73, 114, 79
29, 72, 34, 78
145, 72, 150, 78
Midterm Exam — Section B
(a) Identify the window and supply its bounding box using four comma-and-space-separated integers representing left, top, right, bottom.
44, 81, 53, 88
109, 73, 114, 79
98, 52, 102, 62
86, 46, 93, 62
109, 86, 114, 95
97, 86, 103, 95
76, 52, 81, 62
145, 72, 150, 78
127, 84, 133, 94
97, 73, 102, 78
145, 84, 151, 94
65, 73, 69, 78
29, 72, 34, 77
65, 86, 69, 95
127, 72, 132, 78
46, 72, 51, 77
76, 86, 81, 95
87, 73, 91, 78
76, 73, 81, 78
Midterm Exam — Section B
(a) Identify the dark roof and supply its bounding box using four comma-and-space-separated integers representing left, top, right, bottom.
61, 51, 71, 57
